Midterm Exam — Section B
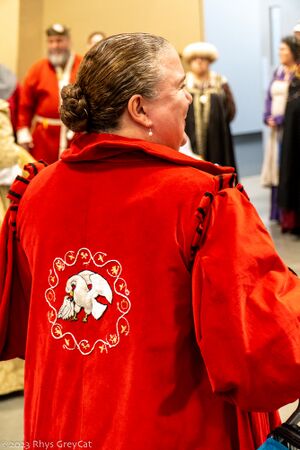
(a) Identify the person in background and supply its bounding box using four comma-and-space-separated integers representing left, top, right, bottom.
182, 41, 237, 171
87, 30, 107, 49
1, 32, 300, 450
278, 37, 300, 235
261, 36, 299, 221
0, 64, 20, 133
0, 99, 34, 223
17, 24, 82, 164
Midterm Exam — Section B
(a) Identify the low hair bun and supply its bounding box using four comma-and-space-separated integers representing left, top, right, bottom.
60, 84, 89, 132
60, 34, 170, 133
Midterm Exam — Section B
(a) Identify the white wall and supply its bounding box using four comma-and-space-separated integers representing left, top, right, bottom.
204, 0, 262, 135
260, 0, 300, 83
204, 0, 300, 135
0, 0, 20, 73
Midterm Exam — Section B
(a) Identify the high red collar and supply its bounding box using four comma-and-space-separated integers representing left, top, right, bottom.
61, 133, 234, 176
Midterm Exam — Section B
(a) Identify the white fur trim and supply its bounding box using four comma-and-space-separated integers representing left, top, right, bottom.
182, 42, 219, 63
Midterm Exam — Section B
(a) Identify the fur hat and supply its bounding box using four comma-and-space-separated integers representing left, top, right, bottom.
294, 23, 300, 33
46, 24, 70, 37
182, 42, 219, 63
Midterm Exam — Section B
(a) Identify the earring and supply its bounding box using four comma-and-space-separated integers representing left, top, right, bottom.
148, 128, 153, 137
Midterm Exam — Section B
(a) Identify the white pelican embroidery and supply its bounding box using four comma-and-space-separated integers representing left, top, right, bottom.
58, 270, 113, 322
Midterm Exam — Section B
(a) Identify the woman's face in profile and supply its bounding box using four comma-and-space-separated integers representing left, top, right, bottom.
142, 46, 192, 150
279, 43, 295, 66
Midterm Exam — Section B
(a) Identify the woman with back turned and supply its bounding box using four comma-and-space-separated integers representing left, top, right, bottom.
1, 32, 300, 450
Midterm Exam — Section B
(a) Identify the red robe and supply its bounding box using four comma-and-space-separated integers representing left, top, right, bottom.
17, 55, 82, 164
1, 133, 300, 450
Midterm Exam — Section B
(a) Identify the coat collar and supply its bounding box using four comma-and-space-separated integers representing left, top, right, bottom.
61, 132, 234, 176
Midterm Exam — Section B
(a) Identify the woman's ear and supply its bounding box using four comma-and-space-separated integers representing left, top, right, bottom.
127, 95, 153, 128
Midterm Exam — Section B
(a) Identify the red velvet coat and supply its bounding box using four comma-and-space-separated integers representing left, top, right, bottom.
17, 55, 82, 164
1, 133, 300, 450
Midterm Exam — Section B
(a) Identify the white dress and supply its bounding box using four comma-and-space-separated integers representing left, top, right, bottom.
261, 78, 289, 187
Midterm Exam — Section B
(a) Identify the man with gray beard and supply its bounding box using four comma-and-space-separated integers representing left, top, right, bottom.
17, 24, 82, 164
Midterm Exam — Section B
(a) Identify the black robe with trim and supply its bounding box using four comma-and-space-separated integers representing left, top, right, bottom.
185, 92, 238, 172
278, 75, 300, 214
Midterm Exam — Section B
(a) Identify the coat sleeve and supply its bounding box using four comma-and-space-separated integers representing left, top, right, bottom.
0, 211, 31, 360
18, 64, 39, 130
192, 185, 300, 412
263, 81, 273, 125
0, 162, 47, 360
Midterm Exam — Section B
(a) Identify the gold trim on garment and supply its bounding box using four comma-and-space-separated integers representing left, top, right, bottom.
188, 73, 224, 157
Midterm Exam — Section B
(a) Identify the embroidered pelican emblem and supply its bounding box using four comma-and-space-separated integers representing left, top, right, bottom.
58, 270, 113, 322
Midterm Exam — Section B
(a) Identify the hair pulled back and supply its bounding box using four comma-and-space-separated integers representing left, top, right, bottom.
281, 35, 300, 63
60, 32, 170, 133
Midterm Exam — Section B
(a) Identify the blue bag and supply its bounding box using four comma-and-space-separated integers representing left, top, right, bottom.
257, 401, 300, 450
257, 438, 289, 449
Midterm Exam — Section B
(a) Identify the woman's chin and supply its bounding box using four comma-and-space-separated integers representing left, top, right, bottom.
181, 132, 188, 147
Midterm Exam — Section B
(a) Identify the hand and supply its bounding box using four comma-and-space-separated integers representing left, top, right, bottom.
19, 142, 34, 152
267, 117, 277, 128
